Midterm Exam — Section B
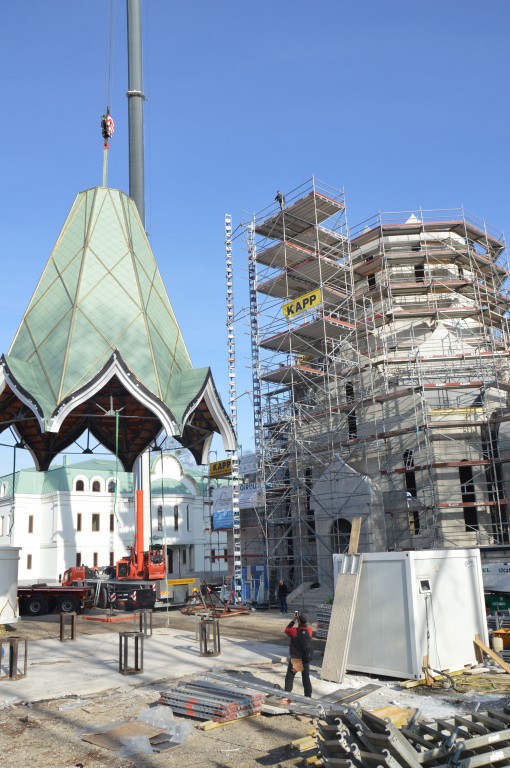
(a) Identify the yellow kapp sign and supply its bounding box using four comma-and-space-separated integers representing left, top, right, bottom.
282, 288, 322, 319
209, 459, 232, 477
166, 578, 197, 586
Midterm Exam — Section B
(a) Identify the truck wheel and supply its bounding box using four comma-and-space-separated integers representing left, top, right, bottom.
26, 596, 48, 616
57, 596, 78, 613
98, 587, 108, 609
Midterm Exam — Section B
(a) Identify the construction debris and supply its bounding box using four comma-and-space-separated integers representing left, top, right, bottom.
159, 678, 265, 722
399, 669, 467, 689
369, 705, 418, 729
197, 713, 261, 730
180, 589, 250, 618
475, 633, 510, 674
201, 671, 381, 716
290, 731, 317, 753
312, 705, 510, 768
82, 720, 179, 754
158, 670, 382, 725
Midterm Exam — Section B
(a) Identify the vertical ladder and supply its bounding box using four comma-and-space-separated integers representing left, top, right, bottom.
246, 219, 270, 589
247, 221, 263, 476
225, 214, 242, 603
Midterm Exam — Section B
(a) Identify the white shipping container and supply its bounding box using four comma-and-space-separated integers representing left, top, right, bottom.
333, 549, 488, 679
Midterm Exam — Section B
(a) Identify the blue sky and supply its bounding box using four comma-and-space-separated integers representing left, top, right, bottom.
0, 0, 508, 476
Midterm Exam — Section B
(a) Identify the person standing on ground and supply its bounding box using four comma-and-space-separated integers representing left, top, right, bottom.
277, 578, 289, 613
284, 612, 313, 697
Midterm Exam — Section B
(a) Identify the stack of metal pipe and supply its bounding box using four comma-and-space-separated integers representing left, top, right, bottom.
159, 678, 265, 722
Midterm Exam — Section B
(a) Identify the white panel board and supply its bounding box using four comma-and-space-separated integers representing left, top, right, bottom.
333, 549, 488, 679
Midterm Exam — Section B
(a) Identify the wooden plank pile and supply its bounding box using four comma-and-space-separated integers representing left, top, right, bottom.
159, 678, 264, 722
312, 704, 510, 768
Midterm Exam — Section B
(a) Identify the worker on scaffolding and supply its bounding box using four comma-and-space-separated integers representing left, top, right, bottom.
275, 190, 285, 210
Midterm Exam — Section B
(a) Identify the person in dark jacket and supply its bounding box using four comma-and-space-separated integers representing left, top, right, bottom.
277, 578, 289, 613
284, 612, 313, 697
275, 190, 285, 210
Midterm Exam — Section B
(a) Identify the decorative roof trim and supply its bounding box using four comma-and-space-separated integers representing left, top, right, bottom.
0, 357, 46, 431
51, 351, 179, 435
182, 473, 201, 494
181, 371, 236, 456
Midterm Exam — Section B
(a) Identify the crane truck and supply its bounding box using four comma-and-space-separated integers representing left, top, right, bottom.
17, 583, 95, 616
62, 490, 196, 610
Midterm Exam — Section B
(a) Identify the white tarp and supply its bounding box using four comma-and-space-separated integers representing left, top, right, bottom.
211, 482, 262, 512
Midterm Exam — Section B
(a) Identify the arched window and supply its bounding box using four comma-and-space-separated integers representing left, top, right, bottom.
0, 483, 6, 498
108, 480, 116, 494
92, 480, 101, 493
75, 479, 85, 492
174, 505, 179, 531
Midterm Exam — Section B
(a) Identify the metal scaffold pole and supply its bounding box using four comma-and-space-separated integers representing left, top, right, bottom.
225, 214, 242, 603
240, 177, 510, 587
246, 220, 268, 561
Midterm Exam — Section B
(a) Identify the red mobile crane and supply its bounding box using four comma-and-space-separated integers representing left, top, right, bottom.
62, 490, 170, 610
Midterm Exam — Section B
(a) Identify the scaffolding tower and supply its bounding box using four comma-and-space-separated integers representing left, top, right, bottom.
239, 178, 510, 591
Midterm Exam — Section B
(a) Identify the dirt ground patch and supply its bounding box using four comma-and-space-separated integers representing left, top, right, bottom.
2, 609, 510, 768
0, 609, 323, 768
0, 683, 311, 768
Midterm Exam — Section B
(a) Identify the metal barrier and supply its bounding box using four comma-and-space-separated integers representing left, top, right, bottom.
59, 612, 77, 642
133, 609, 153, 637
198, 617, 221, 657
0, 636, 28, 680
118, 631, 144, 675
194, 611, 210, 640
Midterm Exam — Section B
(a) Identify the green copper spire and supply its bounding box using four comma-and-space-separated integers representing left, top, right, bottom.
0, 187, 235, 470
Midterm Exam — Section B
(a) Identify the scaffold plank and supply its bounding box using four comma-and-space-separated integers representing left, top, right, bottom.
255, 190, 344, 239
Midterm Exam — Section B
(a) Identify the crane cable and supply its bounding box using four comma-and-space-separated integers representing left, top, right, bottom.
112, 409, 121, 528
104, 0, 115, 114
101, 0, 116, 184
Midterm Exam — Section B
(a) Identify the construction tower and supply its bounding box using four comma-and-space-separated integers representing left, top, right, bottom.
239, 179, 510, 590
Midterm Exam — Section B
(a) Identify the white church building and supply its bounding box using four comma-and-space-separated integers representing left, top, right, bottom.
0, 452, 227, 586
